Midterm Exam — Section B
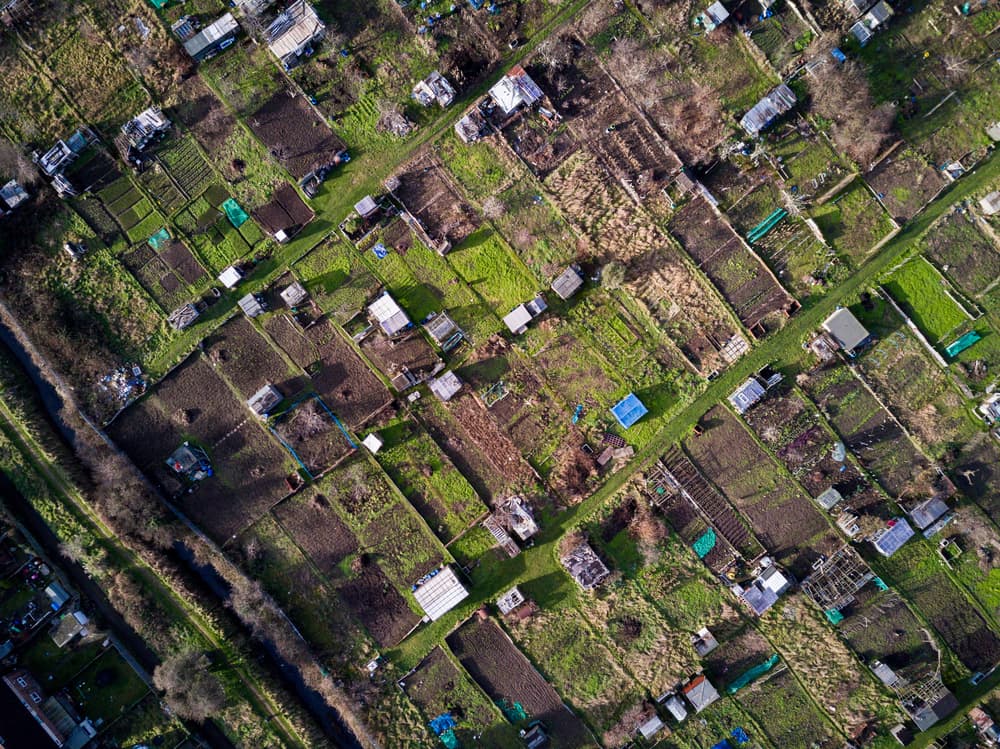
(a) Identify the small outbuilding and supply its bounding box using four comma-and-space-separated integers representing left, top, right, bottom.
166, 443, 213, 481
611, 393, 648, 429
120, 107, 170, 153
412, 71, 456, 108
361, 433, 383, 454
691, 627, 719, 657
280, 280, 309, 308
423, 312, 462, 351
182, 13, 240, 61
45, 582, 71, 612
638, 714, 665, 742
682, 674, 720, 713
872, 518, 915, 557
0, 179, 29, 215
455, 109, 489, 144
266, 0, 324, 69
429, 371, 462, 402
496, 586, 525, 615
50, 611, 88, 648
247, 384, 282, 418
821, 307, 871, 356
167, 303, 200, 331
354, 195, 379, 219
661, 694, 688, 722
412, 566, 469, 622
815, 486, 844, 511
238, 293, 266, 318
503, 304, 533, 335
218, 265, 244, 289
488, 64, 543, 116
550, 264, 584, 300
908, 497, 949, 530
369, 291, 412, 336
561, 541, 611, 590
979, 191, 1000, 216
696, 0, 730, 30
740, 84, 797, 137
728, 377, 766, 415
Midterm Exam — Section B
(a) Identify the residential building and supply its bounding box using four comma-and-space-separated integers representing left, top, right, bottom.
3, 669, 97, 749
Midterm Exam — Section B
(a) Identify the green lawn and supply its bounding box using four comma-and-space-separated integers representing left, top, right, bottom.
446, 228, 540, 312
884, 256, 970, 343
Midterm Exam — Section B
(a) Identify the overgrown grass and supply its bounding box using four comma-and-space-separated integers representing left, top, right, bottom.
883, 256, 969, 342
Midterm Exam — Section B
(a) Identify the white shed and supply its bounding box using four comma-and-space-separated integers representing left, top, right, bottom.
413, 567, 469, 622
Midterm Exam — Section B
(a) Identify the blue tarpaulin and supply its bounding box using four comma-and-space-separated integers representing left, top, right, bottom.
372, 242, 389, 259
429, 713, 456, 736
611, 393, 648, 429
731, 727, 750, 745
711, 741, 731, 749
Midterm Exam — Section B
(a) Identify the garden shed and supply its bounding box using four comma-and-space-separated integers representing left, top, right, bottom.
815, 486, 843, 510
412, 71, 456, 108
247, 384, 282, 418
50, 611, 88, 648
488, 64, 543, 116
979, 191, 1000, 216
908, 497, 949, 530
266, 0, 324, 69
369, 292, 412, 336
682, 675, 720, 713
238, 293, 266, 318
611, 393, 648, 429
691, 627, 719, 657
280, 280, 309, 308
167, 303, 199, 331
728, 377, 766, 415
550, 264, 584, 300
638, 715, 665, 741
218, 265, 244, 289
120, 107, 170, 153
872, 518, 914, 557
182, 13, 239, 61
561, 541, 610, 590
412, 566, 469, 622
740, 84, 797, 136
821, 307, 871, 356
696, 0, 729, 30
496, 586, 525, 615
503, 304, 533, 335
361, 433, 383, 454
0, 179, 29, 213
429, 371, 462, 402
661, 694, 688, 722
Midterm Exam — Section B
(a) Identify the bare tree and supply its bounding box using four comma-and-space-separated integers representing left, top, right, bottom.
0, 141, 37, 185
482, 195, 507, 220
660, 82, 727, 164
153, 650, 227, 722
602, 261, 627, 289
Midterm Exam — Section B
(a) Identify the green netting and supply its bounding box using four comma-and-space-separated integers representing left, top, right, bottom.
148, 0, 169, 7
148, 227, 170, 249
945, 331, 981, 358
874, 576, 888, 591
440, 729, 460, 749
496, 699, 527, 722
825, 609, 844, 625
222, 198, 249, 228
693, 528, 717, 559
726, 654, 779, 694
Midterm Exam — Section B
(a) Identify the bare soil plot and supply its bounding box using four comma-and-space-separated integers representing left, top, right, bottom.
866, 148, 947, 222
107, 354, 291, 541
447, 616, 596, 748
271, 396, 355, 477
171, 75, 238, 157
923, 209, 1000, 298
670, 196, 797, 334
686, 406, 839, 578
402, 647, 519, 749
736, 667, 838, 749
839, 589, 938, 682
204, 316, 304, 400
544, 151, 742, 374
951, 434, 1000, 528
500, 115, 580, 179
390, 152, 481, 248
879, 541, 1000, 674
248, 91, 347, 179
801, 361, 934, 499
812, 180, 896, 262
263, 314, 319, 370
744, 390, 886, 516
340, 563, 420, 647
703, 626, 774, 688
273, 490, 359, 579
160, 240, 207, 285
358, 329, 440, 390
253, 182, 315, 238
303, 320, 393, 428
122, 245, 186, 312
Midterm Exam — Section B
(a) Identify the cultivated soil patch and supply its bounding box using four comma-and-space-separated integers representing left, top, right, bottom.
866, 149, 946, 222
271, 396, 355, 477
447, 616, 595, 747
204, 315, 305, 399
340, 562, 420, 647
390, 152, 480, 247
248, 90, 347, 179
273, 491, 359, 578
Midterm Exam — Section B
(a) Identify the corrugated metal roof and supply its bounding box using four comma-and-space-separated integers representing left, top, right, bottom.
413, 567, 468, 621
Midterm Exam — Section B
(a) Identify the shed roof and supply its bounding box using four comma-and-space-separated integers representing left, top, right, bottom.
497, 586, 525, 615
247, 384, 282, 416
740, 84, 797, 136
815, 486, 843, 510
663, 694, 688, 722
489, 65, 543, 115
412, 566, 468, 621
239, 293, 265, 317
551, 265, 584, 300
611, 393, 648, 429
980, 191, 1000, 215
354, 195, 378, 218
218, 265, 243, 289
503, 304, 533, 334
429, 371, 462, 401
740, 581, 779, 615
909, 497, 949, 530
369, 292, 411, 336
728, 377, 766, 414
266, 0, 324, 62
682, 675, 720, 712
561, 542, 611, 590
280, 280, 309, 308
183, 13, 238, 58
638, 715, 665, 740
873, 518, 914, 557
0, 179, 28, 210
45, 582, 70, 610
822, 307, 870, 353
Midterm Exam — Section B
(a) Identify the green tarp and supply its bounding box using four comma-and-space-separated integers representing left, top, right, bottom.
440, 730, 460, 749
148, 0, 169, 7
825, 609, 844, 625
693, 528, 717, 559
222, 198, 249, 228
148, 227, 170, 249
726, 654, 779, 694
495, 699, 527, 723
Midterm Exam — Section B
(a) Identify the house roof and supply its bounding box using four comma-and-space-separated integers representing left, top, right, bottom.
909, 497, 949, 530
551, 265, 584, 300
740, 84, 797, 136
218, 266, 243, 289
682, 675, 720, 712
728, 377, 766, 414
822, 307, 870, 353
266, 0, 324, 62
873, 518, 915, 557
489, 64, 543, 115
412, 566, 468, 621
503, 304, 533, 334
368, 292, 411, 336
611, 393, 648, 429
183, 13, 239, 58
429, 371, 462, 401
